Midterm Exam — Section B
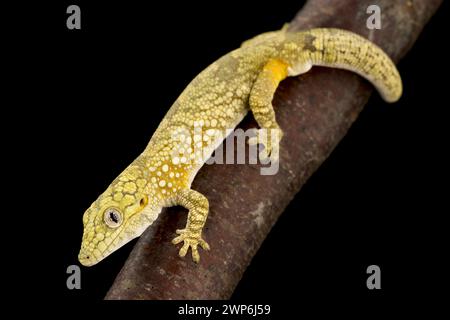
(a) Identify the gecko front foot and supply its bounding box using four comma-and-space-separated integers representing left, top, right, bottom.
248, 128, 283, 163
172, 229, 210, 263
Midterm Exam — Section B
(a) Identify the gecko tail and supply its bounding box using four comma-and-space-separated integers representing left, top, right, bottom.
298, 28, 402, 103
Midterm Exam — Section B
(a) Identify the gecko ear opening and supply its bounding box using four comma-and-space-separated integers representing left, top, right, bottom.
139, 195, 148, 208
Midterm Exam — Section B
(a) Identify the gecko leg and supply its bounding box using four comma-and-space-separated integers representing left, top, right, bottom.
248, 58, 289, 163
172, 189, 210, 263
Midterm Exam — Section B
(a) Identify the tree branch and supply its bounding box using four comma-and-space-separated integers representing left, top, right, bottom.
105, 0, 442, 300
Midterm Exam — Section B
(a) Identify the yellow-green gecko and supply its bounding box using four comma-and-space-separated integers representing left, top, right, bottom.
78, 27, 402, 266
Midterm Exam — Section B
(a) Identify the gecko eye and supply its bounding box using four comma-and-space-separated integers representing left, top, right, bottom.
139, 195, 148, 208
104, 207, 122, 228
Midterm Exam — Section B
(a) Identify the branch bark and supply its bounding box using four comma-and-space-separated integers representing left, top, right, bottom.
105, 0, 442, 300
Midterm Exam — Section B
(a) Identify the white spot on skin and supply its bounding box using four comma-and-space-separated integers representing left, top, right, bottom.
172, 157, 180, 165
169, 172, 175, 178
159, 180, 166, 187
162, 164, 169, 172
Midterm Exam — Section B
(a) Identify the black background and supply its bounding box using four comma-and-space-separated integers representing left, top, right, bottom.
12, 0, 448, 312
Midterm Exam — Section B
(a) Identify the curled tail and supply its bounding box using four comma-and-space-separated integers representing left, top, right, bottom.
288, 28, 402, 102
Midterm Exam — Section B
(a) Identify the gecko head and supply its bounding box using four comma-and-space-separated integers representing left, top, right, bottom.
78, 164, 162, 266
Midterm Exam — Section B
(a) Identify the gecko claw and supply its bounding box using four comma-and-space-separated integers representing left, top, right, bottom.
172, 229, 210, 263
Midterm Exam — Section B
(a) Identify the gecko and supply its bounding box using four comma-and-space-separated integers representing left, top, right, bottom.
78, 27, 402, 266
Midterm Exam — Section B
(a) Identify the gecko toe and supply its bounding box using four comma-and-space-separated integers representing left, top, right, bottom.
179, 242, 189, 257
172, 235, 183, 245
191, 246, 200, 263
199, 238, 210, 251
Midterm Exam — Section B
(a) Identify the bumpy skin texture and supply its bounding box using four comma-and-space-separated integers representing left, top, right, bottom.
79, 28, 402, 266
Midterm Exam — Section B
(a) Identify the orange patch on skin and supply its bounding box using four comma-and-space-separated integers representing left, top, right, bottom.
264, 59, 289, 83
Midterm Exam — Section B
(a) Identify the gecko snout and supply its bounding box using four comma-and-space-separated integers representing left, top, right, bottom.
78, 250, 95, 267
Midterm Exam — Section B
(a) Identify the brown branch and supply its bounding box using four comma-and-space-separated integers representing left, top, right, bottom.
105, 0, 442, 300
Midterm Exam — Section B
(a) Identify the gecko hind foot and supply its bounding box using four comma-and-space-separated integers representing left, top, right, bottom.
248, 128, 283, 163
172, 229, 210, 263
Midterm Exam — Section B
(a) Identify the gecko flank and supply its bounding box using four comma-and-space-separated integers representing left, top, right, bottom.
79, 27, 402, 265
